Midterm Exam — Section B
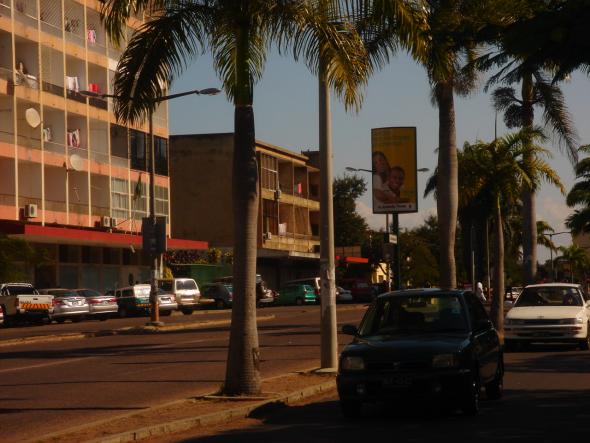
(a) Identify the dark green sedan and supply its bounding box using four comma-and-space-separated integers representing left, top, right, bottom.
337, 289, 503, 417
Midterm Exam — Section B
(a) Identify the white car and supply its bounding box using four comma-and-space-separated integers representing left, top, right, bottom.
505, 283, 590, 350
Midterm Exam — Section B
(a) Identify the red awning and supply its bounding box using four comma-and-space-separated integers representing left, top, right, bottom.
0, 222, 208, 250
335, 255, 369, 264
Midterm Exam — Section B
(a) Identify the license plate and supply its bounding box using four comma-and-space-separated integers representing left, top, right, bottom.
383, 376, 412, 387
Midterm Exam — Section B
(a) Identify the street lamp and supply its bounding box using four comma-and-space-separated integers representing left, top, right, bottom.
345, 166, 430, 291
548, 231, 572, 282
80, 87, 220, 325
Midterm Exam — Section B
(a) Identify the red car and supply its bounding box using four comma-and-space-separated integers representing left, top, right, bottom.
338, 279, 375, 303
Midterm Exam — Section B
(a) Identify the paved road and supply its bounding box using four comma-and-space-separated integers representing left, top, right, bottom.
156, 345, 590, 443
0, 304, 367, 442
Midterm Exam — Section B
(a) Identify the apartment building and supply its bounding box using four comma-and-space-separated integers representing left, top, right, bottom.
0, 0, 206, 290
170, 133, 321, 289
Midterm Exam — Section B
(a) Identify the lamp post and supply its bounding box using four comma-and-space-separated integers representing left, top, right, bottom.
80, 88, 220, 325
345, 166, 429, 290
547, 231, 572, 282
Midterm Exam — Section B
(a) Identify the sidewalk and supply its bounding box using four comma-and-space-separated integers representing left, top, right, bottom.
33, 369, 337, 443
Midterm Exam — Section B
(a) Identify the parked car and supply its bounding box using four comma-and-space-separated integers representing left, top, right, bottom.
284, 277, 320, 297
277, 283, 317, 305
73, 289, 118, 321
337, 288, 503, 417
338, 279, 375, 303
112, 284, 177, 317
155, 288, 178, 316
157, 278, 201, 315
213, 274, 275, 306
38, 288, 89, 323
505, 283, 590, 350
201, 283, 233, 309
336, 286, 353, 303
0, 283, 53, 324
0, 304, 4, 326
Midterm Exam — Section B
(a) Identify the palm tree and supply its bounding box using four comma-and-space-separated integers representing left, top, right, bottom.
555, 244, 589, 283
566, 146, 590, 235
460, 129, 563, 336
476, 59, 578, 284
100, 0, 367, 395
415, 0, 522, 289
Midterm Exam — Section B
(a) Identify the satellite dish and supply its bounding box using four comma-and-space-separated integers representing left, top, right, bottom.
25, 108, 41, 128
69, 154, 85, 172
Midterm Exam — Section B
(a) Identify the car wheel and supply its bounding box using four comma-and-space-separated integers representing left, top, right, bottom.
215, 299, 226, 309
181, 308, 193, 316
340, 400, 362, 419
118, 307, 128, 318
295, 297, 304, 306
71, 316, 84, 323
485, 358, 504, 400
99, 315, 109, 321
56, 318, 65, 324
461, 370, 480, 416
579, 323, 590, 351
160, 310, 172, 317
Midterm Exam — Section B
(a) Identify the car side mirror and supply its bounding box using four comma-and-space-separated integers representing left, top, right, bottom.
342, 324, 358, 336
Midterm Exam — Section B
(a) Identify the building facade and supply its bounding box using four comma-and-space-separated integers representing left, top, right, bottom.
0, 0, 206, 290
170, 133, 321, 289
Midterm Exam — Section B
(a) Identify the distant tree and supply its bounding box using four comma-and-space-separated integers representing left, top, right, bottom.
566, 146, 590, 235
333, 174, 369, 247
555, 244, 589, 283
399, 230, 439, 288
0, 236, 46, 282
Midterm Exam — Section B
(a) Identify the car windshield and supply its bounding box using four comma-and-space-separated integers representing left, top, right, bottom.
357, 294, 468, 337
178, 280, 197, 290
515, 287, 583, 307
81, 289, 102, 298
49, 290, 78, 297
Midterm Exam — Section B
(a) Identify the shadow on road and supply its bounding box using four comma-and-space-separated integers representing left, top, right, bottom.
177, 387, 590, 443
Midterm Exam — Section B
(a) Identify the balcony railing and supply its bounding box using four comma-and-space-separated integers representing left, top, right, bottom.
0, 0, 12, 18
69, 202, 88, 214
88, 96, 108, 110
45, 199, 67, 212
42, 81, 65, 97
91, 205, 110, 217
44, 140, 66, 155
14, 0, 38, 28
0, 193, 16, 206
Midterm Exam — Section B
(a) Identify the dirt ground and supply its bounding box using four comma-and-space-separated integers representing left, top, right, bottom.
37, 371, 336, 443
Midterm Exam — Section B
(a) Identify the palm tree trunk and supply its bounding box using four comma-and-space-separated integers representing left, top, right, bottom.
224, 25, 261, 396
435, 80, 458, 289
521, 73, 537, 284
224, 104, 261, 395
490, 198, 504, 341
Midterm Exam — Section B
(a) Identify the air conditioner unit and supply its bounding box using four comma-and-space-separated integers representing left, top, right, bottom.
24, 203, 38, 218
100, 216, 111, 228
110, 218, 118, 229
264, 231, 272, 241
274, 189, 282, 200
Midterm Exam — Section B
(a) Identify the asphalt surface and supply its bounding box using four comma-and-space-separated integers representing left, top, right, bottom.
154, 345, 590, 443
0, 304, 367, 442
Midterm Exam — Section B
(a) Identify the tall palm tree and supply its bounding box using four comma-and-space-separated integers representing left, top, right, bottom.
566, 146, 590, 235
460, 129, 563, 336
416, 0, 521, 289
100, 0, 366, 395
479, 63, 578, 284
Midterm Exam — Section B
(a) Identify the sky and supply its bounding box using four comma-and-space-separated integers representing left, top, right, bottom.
168, 50, 590, 262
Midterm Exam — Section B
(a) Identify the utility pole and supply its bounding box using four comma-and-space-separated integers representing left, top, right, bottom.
318, 59, 337, 370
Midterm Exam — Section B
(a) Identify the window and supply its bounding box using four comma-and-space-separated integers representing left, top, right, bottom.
262, 199, 278, 235
111, 177, 129, 220
130, 129, 146, 171
155, 185, 169, 220
110, 124, 128, 159
260, 154, 278, 190
155, 136, 168, 176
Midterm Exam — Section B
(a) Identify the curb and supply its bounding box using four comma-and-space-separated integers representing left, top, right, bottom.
89, 379, 336, 443
0, 314, 275, 348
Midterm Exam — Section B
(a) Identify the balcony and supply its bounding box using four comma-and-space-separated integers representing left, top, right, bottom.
14, 0, 38, 29
40, 0, 63, 38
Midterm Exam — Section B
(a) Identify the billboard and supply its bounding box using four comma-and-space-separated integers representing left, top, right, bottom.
371, 127, 417, 214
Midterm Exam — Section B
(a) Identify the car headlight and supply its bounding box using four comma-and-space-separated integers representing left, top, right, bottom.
340, 356, 365, 371
560, 318, 584, 325
432, 354, 459, 368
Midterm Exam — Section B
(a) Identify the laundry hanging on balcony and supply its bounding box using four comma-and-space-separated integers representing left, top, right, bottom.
65, 75, 79, 92
87, 29, 97, 44
67, 129, 80, 148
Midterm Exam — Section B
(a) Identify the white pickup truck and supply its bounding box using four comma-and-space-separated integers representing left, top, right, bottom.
0, 283, 53, 324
